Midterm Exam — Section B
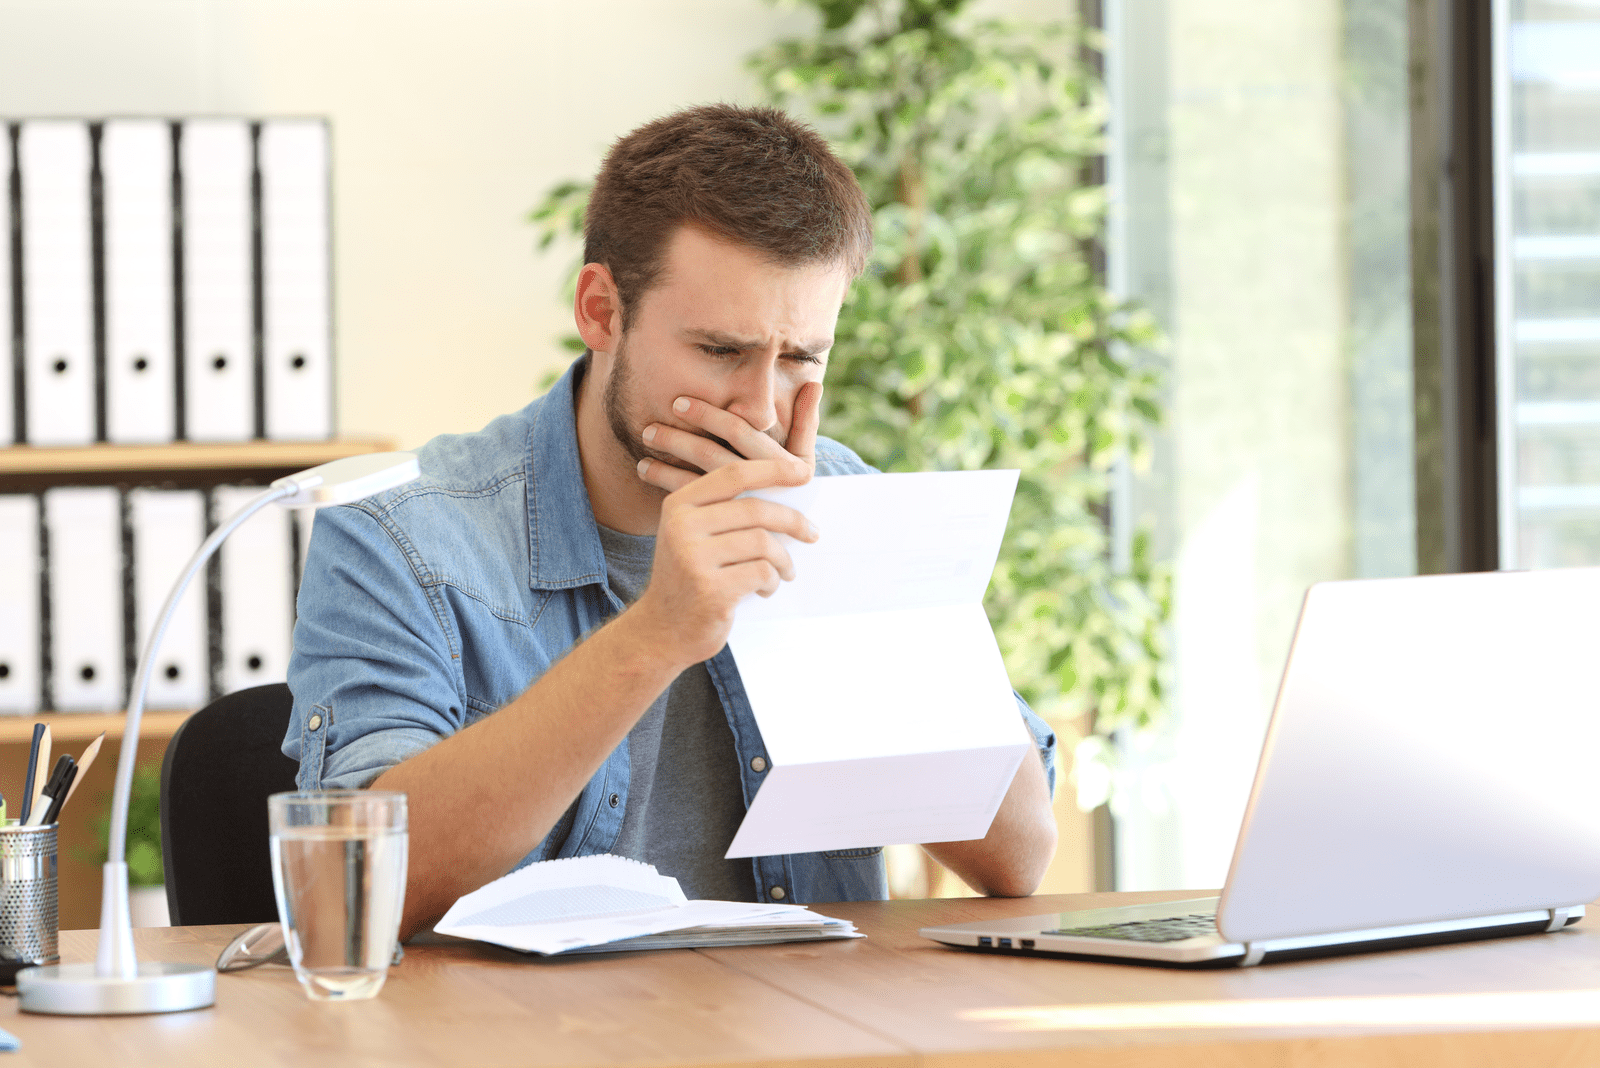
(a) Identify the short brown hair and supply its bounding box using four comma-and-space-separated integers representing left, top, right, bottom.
584, 104, 873, 329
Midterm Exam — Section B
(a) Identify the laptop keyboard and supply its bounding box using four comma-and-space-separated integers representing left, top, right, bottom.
1045, 911, 1219, 943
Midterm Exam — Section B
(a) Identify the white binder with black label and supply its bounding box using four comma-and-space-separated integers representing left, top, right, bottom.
259, 119, 333, 440
20, 121, 95, 447
0, 496, 41, 714
0, 129, 13, 446
291, 508, 315, 597
104, 120, 176, 444
44, 486, 124, 712
215, 485, 294, 693
180, 119, 253, 442
129, 488, 207, 710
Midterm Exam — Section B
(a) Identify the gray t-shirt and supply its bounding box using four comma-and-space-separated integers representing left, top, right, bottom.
598, 525, 758, 903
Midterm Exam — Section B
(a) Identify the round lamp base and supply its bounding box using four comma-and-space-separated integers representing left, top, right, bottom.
17, 961, 216, 1015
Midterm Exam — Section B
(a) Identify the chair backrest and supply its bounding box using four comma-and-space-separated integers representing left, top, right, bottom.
160, 683, 301, 927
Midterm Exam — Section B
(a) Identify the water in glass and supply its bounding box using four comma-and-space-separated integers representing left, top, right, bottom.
270, 824, 407, 1000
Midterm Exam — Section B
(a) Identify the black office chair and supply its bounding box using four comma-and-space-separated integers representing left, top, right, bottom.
160, 683, 301, 927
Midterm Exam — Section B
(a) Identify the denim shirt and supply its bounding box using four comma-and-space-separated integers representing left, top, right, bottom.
285, 356, 1057, 905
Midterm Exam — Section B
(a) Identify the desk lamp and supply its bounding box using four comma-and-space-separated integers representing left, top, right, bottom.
17, 452, 421, 1015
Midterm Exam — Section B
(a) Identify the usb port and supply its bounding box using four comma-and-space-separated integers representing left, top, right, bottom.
978, 936, 992, 947
1020, 939, 1035, 949
998, 937, 1013, 948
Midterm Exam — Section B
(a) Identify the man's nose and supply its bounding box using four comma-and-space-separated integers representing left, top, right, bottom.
725, 360, 780, 434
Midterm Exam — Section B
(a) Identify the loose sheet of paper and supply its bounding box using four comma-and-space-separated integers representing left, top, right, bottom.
725, 470, 1032, 859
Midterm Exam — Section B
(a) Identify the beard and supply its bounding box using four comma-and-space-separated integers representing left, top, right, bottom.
602, 335, 749, 475
602, 334, 659, 468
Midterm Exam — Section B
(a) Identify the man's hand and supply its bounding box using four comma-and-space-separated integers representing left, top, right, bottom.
631, 381, 823, 665
637, 379, 822, 488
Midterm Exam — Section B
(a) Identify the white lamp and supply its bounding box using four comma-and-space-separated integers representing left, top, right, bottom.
17, 452, 421, 1015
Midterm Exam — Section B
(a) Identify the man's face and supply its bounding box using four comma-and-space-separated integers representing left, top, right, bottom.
598, 225, 848, 475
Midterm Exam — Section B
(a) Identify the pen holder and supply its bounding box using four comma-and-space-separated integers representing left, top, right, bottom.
0, 824, 57, 987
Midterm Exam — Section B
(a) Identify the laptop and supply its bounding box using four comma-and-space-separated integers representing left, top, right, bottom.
922, 567, 1600, 967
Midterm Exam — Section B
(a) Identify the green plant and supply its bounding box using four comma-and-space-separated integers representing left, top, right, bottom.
91, 763, 165, 887
529, 0, 1169, 804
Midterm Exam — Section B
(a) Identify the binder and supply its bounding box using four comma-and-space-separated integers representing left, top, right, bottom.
179, 120, 253, 442
19, 121, 95, 447
43, 486, 123, 712
214, 485, 294, 694
291, 508, 315, 598
103, 120, 176, 444
128, 488, 207, 710
1, 126, 14, 446
0, 496, 41, 714
258, 119, 333, 440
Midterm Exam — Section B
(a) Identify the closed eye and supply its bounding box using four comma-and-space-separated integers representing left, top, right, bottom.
696, 344, 743, 357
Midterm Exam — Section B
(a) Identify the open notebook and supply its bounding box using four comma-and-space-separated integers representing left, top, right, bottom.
436, 854, 860, 955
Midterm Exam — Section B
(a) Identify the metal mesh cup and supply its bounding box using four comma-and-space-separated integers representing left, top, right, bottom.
0, 824, 58, 985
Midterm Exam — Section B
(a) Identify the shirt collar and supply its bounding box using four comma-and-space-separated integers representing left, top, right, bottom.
524, 355, 610, 591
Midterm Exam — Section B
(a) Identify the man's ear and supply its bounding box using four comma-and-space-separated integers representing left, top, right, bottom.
574, 263, 624, 354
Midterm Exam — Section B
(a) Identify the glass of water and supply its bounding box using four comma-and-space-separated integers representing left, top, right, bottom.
267, 791, 408, 1001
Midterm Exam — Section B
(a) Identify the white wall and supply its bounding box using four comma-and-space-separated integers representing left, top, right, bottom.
0, 0, 813, 449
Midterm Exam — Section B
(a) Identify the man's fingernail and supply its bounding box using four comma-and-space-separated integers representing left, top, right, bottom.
642, 425, 656, 443
807, 521, 820, 539
673, 397, 690, 414
636, 458, 651, 476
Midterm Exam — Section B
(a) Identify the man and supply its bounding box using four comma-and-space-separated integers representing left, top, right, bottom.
286, 104, 1057, 939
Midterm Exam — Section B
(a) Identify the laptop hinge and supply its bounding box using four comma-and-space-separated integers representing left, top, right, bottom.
1239, 942, 1267, 967
1546, 907, 1574, 933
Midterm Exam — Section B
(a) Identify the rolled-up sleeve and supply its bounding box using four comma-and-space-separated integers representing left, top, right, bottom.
286, 501, 466, 790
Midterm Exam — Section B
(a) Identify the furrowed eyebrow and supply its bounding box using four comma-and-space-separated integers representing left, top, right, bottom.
683, 328, 832, 357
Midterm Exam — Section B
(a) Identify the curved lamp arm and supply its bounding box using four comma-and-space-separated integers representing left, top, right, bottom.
99, 484, 291, 977
21, 451, 419, 1015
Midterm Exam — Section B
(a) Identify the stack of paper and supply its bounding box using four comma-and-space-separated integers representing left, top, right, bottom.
436, 854, 860, 956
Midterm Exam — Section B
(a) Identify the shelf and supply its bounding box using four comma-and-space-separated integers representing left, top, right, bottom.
0, 437, 400, 492
0, 438, 397, 477
0, 710, 192, 745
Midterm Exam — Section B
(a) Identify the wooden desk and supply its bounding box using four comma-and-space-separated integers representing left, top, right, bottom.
6, 892, 1600, 1067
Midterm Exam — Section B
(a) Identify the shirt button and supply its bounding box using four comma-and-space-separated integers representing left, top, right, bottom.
307, 714, 323, 731
609, 793, 621, 808
750, 756, 767, 773
769, 886, 786, 901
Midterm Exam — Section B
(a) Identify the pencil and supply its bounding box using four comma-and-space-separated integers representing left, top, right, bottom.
60, 731, 105, 811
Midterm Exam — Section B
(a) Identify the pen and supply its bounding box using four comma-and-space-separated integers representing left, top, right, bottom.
26, 726, 51, 829
60, 732, 104, 811
19, 724, 45, 825
40, 763, 77, 826
27, 755, 74, 827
